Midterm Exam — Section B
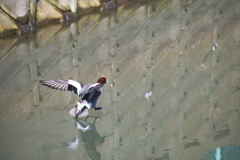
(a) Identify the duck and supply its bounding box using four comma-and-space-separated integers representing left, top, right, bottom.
39, 76, 108, 118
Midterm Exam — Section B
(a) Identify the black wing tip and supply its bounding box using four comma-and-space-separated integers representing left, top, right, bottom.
39, 80, 47, 84
39, 80, 49, 87
39, 80, 46, 85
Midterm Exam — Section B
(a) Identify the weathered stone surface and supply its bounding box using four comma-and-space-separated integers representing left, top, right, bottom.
89, 0, 101, 7
36, 0, 63, 23
0, 9, 18, 34
49, 0, 95, 12
0, 0, 109, 36
70, 0, 77, 13
78, 0, 91, 9
49, 0, 71, 11
101, 0, 117, 11
77, 0, 101, 9
0, 0, 29, 24
29, 0, 37, 26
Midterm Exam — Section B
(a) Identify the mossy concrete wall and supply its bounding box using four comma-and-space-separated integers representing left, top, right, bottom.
0, 0, 119, 37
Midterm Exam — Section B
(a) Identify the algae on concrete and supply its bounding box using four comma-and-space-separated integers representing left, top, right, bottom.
0, 9, 18, 33
36, 0, 63, 23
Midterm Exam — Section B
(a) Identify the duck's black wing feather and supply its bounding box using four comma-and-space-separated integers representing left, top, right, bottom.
39, 80, 83, 96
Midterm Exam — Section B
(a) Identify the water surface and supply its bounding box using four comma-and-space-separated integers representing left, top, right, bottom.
0, 0, 240, 159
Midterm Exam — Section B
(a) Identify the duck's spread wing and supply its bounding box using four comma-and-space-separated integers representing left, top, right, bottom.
86, 83, 103, 93
39, 80, 82, 96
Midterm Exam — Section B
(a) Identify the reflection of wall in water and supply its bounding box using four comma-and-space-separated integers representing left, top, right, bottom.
0, 0, 240, 159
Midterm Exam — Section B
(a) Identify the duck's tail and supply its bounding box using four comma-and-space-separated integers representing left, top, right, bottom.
69, 107, 76, 117
69, 101, 89, 118
69, 108, 89, 118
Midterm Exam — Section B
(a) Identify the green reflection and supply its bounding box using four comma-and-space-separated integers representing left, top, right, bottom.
201, 145, 240, 160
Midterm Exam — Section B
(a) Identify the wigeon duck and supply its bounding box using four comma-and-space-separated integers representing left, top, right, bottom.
39, 76, 108, 118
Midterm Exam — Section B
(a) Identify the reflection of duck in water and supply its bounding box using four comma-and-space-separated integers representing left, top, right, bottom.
39, 76, 108, 118
67, 117, 106, 160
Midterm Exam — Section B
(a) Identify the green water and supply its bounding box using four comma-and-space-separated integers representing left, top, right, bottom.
0, 0, 240, 159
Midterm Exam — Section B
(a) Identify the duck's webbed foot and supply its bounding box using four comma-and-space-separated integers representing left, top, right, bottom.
94, 107, 102, 110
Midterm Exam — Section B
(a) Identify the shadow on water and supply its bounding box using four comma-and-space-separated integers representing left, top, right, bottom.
67, 117, 106, 160
0, 0, 240, 159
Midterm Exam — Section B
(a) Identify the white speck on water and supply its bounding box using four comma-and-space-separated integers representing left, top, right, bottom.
213, 43, 218, 51
111, 84, 113, 87
180, 51, 183, 54
145, 92, 152, 100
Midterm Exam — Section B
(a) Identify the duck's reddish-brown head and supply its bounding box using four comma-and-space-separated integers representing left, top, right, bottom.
97, 76, 108, 84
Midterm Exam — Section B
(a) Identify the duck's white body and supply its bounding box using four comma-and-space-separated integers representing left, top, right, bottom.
69, 101, 91, 118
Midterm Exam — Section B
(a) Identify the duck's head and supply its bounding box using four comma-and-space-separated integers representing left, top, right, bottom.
97, 76, 108, 84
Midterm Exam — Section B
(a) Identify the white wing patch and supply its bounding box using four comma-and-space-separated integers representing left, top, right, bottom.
87, 83, 100, 91
68, 80, 81, 95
